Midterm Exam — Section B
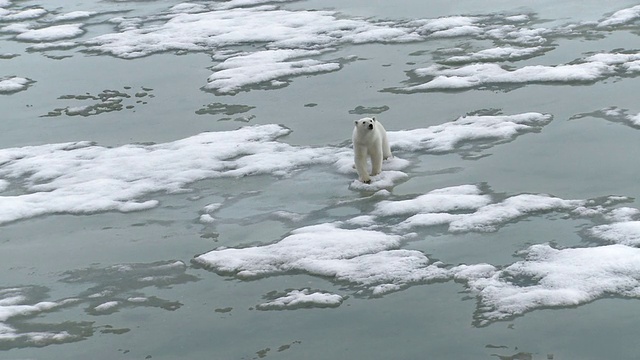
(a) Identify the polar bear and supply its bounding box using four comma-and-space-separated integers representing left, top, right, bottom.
352, 117, 392, 183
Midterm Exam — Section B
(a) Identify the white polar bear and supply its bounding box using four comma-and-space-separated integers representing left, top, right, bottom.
352, 117, 392, 183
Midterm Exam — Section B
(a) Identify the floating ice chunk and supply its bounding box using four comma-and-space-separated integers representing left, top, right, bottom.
51, 11, 96, 22
604, 207, 640, 222
388, 112, 552, 153
588, 221, 640, 246
348, 171, 408, 192
390, 189, 585, 233
212, 0, 301, 10
442, 46, 549, 64
0, 76, 31, 94
400, 61, 615, 92
598, 5, 640, 27
15, 23, 85, 42
0, 124, 345, 224
0, 8, 46, 21
457, 244, 640, 324
256, 289, 343, 310
93, 301, 119, 313
374, 184, 490, 216
0, 179, 8, 192
194, 223, 403, 278
205, 49, 341, 94
199, 214, 215, 224
203, 203, 222, 213
85, 7, 417, 59
412, 16, 482, 34
448, 194, 584, 232
194, 222, 448, 294
168, 3, 208, 13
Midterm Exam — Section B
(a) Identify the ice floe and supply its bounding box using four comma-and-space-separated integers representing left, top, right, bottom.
457, 244, 640, 325
205, 49, 341, 94
256, 289, 344, 310
0, 111, 550, 224
387, 112, 552, 154
394, 49, 640, 92
193, 180, 640, 321
439, 46, 551, 65
598, 5, 640, 27
0, 76, 31, 94
15, 23, 84, 42
588, 222, 640, 246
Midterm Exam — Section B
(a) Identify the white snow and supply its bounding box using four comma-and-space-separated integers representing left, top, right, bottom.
456, 244, 640, 324
0, 76, 30, 94
85, 6, 420, 59
598, 5, 640, 27
374, 184, 491, 217
256, 289, 343, 310
0, 111, 553, 224
194, 223, 448, 294
442, 46, 548, 64
199, 214, 215, 224
401, 61, 615, 92
205, 49, 341, 94
387, 113, 552, 153
399, 49, 640, 92
15, 23, 84, 42
93, 301, 119, 313
0, 8, 46, 21
588, 221, 640, 246
51, 11, 96, 22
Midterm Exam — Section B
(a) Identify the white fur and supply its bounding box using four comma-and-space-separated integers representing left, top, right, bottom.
352, 117, 392, 183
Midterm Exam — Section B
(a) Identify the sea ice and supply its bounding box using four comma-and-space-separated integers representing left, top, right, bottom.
0, 111, 554, 224
51, 11, 96, 22
0, 76, 31, 94
15, 23, 84, 42
441, 46, 550, 64
387, 112, 552, 153
205, 49, 341, 94
256, 289, 343, 310
93, 301, 119, 313
588, 221, 640, 246
398, 61, 615, 92
598, 5, 640, 27
457, 244, 640, 325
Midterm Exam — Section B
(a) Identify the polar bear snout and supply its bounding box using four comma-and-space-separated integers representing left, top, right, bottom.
368, 124, 374, 130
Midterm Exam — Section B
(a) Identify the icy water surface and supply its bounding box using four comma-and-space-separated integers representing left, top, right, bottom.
3, 0, 640, 359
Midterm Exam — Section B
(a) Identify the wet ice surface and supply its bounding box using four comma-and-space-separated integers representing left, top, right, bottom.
3, 0, 640, 359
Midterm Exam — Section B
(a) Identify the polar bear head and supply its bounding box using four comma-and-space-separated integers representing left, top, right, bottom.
354, 117, 376, 130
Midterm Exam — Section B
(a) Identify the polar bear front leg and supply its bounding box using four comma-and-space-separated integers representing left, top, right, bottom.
370, 147, 383, 176
354, 146, 371, 183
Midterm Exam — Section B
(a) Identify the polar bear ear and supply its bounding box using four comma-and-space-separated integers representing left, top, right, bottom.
372, 117, 376, 121
354, 120, 358, 125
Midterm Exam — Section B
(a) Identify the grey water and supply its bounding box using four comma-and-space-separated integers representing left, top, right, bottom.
3, 1, 640, 359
